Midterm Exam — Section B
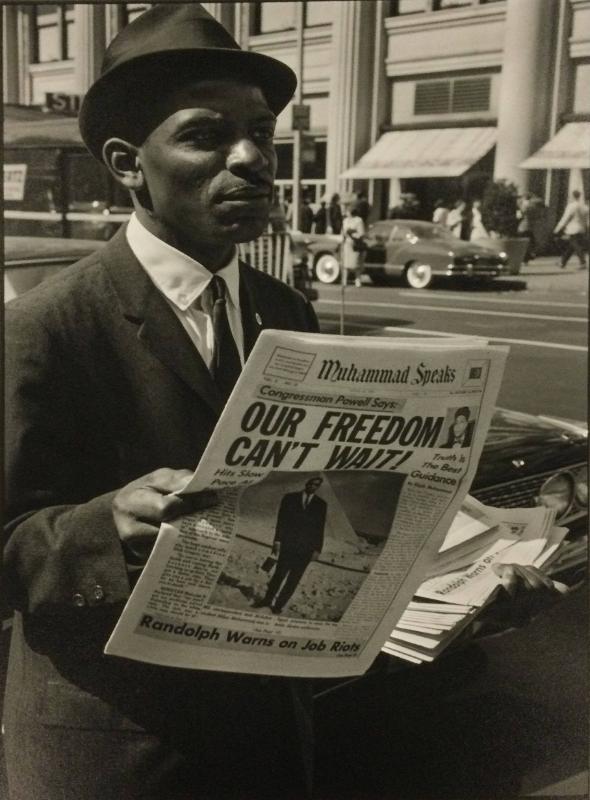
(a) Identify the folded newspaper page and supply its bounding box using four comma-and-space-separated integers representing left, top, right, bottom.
106, 330, 507, 678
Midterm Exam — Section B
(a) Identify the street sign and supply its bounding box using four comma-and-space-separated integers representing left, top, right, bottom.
44, 92, 82, 115
4, 164, 27, 201
291, 103, 310, 131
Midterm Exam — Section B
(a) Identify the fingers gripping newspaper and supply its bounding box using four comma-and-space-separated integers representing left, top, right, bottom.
106, 331, 507, 678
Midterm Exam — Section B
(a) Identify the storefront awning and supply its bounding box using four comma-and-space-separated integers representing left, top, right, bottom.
520, 122, 590, 169
340, 127, 497, 179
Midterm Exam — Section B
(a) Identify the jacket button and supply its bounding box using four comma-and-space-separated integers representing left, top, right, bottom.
92, 584, 105, 602
72, 592, 86, 607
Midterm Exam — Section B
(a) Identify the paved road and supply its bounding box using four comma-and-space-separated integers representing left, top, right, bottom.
313, 268, 587, 421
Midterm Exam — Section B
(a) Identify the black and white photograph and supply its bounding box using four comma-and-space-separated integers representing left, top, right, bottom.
440, 405, 477, 448
2, 2, 587, 799
210, 470, 405, 621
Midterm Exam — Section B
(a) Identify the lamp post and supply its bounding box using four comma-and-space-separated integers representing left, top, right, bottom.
291, 1, 305, 232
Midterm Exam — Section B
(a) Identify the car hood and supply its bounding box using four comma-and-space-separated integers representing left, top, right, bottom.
472, 407, 587, 489
484, 407, 587, 450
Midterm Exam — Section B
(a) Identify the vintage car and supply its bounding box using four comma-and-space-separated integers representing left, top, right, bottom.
293, 220, 509, 289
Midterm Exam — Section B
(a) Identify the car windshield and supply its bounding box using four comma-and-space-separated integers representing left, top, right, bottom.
406, 223, 455, 241
369, 221, 456, 242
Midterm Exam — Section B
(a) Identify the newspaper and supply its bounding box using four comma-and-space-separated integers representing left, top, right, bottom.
105, 330, 508, 678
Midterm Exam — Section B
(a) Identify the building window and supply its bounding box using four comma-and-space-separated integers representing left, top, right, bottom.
252, 2, 331, 34
31, 4, 75, 63
414, 76, 491, 115
120, 3, 151, 27
304, 1, 332, 27
254, 2, 296, 34
389, 0, 431, 14
433, 0, 474, 9
389, 0, 500, 14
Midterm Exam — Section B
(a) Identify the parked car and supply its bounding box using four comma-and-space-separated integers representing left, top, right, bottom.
5, 234, 318, 303
290, 230, 344, 285
294, 221, 509, 289
4, 236, 106, 302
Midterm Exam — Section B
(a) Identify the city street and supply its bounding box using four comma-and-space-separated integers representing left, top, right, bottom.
313, 262, 588, 422
311, 260, 588, 799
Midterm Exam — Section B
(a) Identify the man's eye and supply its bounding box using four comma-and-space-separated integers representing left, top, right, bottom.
180, 129, 223, 147
252, 127, 275, 144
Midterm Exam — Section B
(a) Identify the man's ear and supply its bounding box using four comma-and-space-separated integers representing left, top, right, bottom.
102, 138, 144, 190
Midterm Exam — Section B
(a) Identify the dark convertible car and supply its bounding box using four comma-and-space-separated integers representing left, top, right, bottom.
293, 220, 508, 289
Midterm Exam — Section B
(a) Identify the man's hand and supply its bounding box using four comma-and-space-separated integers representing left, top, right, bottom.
271, 542, 280, 557
492, 563, 568, 627
311, 550, 320, 562
113, 468, 217, 565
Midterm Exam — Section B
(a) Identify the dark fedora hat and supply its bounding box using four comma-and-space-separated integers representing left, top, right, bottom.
79, 3, 297, 162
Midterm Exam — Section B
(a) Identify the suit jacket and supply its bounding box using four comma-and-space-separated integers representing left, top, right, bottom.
274, 492, 326, 559
3, 226, 319, 799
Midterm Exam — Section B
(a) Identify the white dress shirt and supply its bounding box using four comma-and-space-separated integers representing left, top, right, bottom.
126, 213, 245, 367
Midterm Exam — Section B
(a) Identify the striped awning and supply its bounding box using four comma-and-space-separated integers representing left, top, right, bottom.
520, 122, 590, 169
340, 127, 497, 179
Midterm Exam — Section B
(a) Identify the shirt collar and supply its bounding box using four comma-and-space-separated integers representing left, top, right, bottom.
126, 212, 240, 312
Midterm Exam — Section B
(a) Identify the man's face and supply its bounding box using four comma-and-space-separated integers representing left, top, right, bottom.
136, 79, 277, 259
453, 414, 469, 438
305, 479, 323, 494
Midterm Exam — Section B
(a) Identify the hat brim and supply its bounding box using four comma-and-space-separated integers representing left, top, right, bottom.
79, 48, 296, 162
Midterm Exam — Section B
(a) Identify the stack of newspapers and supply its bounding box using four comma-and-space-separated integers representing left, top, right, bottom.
382, 496, 576, 664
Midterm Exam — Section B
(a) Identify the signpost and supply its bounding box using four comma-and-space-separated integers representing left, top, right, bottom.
4, 164, 27, 201
291, 104, 310, 132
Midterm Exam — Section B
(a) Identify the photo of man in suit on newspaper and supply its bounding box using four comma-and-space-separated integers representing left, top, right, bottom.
253, 476, 327, 614
210, 472, 402, 622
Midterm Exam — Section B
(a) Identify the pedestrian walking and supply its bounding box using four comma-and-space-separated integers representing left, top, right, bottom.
554, 190, 588, 269
447, 199, 467, 238
432, 198, 449, 227
328, 193, 343, 234
300, 196, 314, 233
341, 196, 366, 287
353, 190, 371, 224
313, 200, 328, 234
470, 199, 488, 241
517, 193, 536, 263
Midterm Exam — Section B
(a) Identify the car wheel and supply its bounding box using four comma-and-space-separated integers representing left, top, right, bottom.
314, 253, 341, 284
404, 261, 433, 289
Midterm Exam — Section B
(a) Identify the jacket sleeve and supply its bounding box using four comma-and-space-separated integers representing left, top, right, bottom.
4, 303, 131, 616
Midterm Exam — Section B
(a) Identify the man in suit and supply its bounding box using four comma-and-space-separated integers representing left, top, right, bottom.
3, 5, 318, 799
442, 407, 475, 449
253, 477, 327, 615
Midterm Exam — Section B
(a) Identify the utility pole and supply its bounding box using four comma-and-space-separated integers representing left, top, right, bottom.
291, 2, 305, 232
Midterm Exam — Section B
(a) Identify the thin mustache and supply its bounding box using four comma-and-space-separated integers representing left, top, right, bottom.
219, 181, 273, 199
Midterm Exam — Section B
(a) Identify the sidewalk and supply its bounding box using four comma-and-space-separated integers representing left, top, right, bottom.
500, 256, 589, 294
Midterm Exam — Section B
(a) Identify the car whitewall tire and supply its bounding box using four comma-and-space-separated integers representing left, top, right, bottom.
314, 253, 341, 284
405, 261, 433, 289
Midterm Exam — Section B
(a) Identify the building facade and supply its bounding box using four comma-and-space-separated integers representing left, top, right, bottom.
3, 0, 589, 236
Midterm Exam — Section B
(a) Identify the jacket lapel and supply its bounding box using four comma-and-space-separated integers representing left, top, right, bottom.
238, 260, 266, 360
102, 227, 223, 415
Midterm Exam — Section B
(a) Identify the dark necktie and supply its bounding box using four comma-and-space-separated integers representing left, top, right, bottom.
202, 274, 242, 400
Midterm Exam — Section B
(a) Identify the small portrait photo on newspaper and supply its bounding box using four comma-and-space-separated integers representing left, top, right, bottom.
439, 405, 478, 449
209, 471, 406, 622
